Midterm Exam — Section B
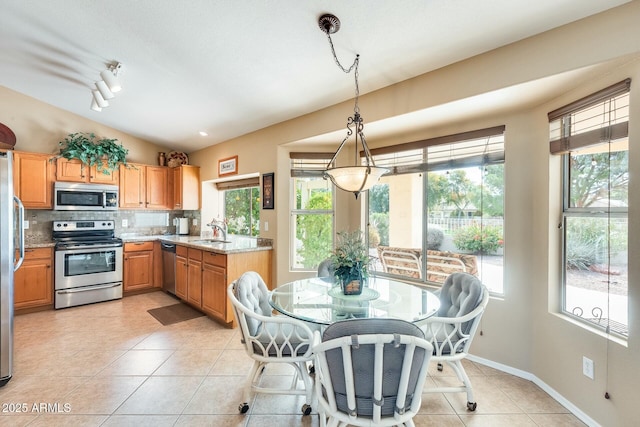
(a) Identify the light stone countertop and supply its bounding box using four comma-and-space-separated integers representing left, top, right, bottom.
120, 234, 273, 254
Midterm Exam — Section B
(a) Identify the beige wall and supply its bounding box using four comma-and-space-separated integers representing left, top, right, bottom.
3, 2, 640, 424
0, 86, 166, 162
188, 3, 640, 425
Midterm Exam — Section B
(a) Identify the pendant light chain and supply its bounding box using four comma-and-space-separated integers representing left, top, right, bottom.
324, 32, 361, 115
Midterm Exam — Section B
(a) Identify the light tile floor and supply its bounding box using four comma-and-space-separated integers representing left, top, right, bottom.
0, 292, 586, 426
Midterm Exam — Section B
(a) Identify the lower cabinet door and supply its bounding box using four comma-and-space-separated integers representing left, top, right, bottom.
202, 262, 227, 321
14, 249, 53, 310
123, 250, 154, 291
175, 255, 188, 300
187, 259, 202, 306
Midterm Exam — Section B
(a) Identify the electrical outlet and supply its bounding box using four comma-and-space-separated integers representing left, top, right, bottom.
193, 218, 198, 226
122, 219, 128, 228
583, 356, 594, 379
23, 220, 29, 230
264, 221, 269, 231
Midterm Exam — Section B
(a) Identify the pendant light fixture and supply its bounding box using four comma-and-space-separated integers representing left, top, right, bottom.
318, 14, 389, 199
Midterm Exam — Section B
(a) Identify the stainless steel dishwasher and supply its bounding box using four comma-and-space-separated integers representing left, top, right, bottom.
161, 242, 176, 295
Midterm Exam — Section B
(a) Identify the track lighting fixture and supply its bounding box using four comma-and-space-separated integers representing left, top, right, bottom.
90, 61, 123, 112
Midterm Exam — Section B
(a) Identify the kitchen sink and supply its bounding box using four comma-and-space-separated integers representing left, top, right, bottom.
192, 239, 232, 244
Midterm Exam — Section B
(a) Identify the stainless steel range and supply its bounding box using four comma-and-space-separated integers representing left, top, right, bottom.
53, 220, 123, 309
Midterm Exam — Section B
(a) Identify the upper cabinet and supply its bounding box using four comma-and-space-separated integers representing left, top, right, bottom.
120, 163, 169, 209
56, 158, 118, 185
13, 151, 55, 209
172, 165, 200, 210
11, 149, 199, 212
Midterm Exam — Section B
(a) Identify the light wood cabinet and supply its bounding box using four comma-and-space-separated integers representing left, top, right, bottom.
174, 243, 272, 327
175, 246, 204, 305
172, 165, 200, 210
14, 247, 53, 311
186, 248, 203, 306
12, 151, 55, 209
201, 252, 228, 321
56, 158, 119, 185
119, 164, 145, 208
146, 166, 169, 209
175, 246, 188, 299
123, 241, 154, 292
119, 163, 170, 209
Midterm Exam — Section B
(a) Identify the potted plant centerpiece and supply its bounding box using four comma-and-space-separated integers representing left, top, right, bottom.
330, 230, 373, 295
56, 132, 128, 175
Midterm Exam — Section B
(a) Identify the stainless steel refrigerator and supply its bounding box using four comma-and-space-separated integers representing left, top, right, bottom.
0, 151, 25, 387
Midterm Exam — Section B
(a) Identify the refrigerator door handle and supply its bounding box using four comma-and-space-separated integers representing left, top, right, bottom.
13, 195, 24, 272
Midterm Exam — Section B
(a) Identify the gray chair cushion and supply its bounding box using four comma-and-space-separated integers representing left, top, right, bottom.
317, 258, 335, 278
234, 271, 272, 336
322, 318, 426, 417
437, 272, 483, 335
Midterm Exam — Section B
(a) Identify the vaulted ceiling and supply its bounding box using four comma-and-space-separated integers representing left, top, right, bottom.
1, 0, 630, 152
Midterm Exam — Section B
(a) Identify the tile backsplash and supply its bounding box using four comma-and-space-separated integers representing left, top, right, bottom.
24, 209, 202, 243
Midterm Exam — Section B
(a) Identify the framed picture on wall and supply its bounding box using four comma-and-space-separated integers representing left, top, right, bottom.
218, 155, 238, 176
262, 172, 274, 209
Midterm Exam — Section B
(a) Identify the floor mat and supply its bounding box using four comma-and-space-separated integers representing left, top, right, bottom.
147, 303, 205, 326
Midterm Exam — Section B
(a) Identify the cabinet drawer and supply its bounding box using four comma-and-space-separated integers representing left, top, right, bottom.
124, 241, 154, 252
22, 247, 52, 260
203, 251, 226, 267
188, 247, 202, 260
176, 245, 188, 257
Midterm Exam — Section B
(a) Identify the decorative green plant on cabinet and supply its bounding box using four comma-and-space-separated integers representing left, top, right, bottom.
57, 132, 128, 175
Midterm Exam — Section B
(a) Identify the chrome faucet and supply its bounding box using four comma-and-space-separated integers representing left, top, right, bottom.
206, 218, 227, 240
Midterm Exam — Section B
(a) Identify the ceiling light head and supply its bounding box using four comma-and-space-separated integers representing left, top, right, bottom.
199, 131, 209, 137
90, 97, 102, 112
92, 89, 109, 108
95, 80, 114, 99
319, 13, 388, 198
100, 62, 123, 93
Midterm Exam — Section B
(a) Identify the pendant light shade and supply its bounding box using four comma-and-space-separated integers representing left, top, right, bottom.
325, 165, 388, 196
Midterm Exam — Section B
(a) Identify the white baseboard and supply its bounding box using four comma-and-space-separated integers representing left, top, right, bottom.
467, 354, 600, 427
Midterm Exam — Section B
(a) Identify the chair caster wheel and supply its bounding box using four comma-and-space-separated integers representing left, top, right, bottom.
302, 404, 312, 415
437, 363, 443, 372
239, 402, 250, 414
467, 401, 477, 411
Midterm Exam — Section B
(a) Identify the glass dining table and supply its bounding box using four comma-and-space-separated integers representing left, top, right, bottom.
269, 276, 441, 327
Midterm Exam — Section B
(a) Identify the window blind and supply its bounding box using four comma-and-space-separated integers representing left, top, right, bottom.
548, 79, 631, 155
215, 177, 260, 191
369, 126, 505, 175
289, 152, 335, 178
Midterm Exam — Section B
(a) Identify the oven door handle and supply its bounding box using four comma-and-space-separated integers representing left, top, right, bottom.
57, 244, 123, 252
57, 283, 122, 294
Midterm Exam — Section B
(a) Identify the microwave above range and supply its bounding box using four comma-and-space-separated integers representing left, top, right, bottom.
54, 182, 119, 211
